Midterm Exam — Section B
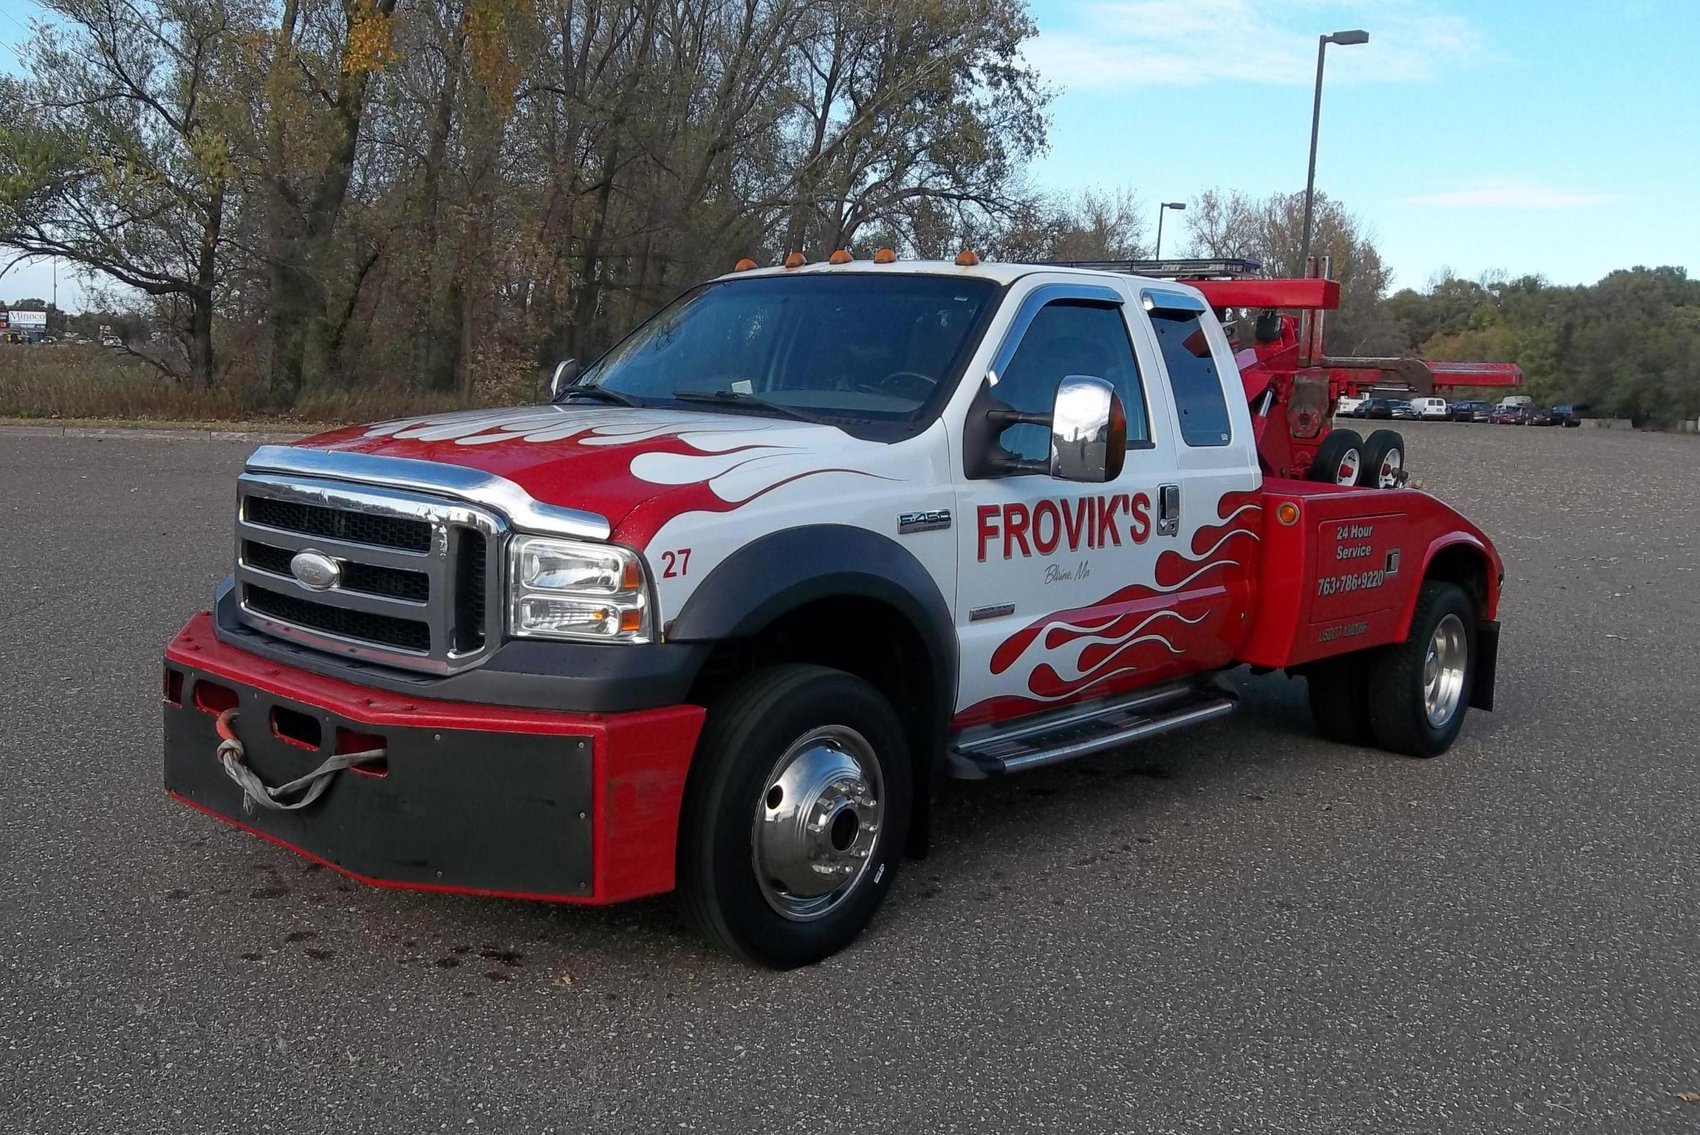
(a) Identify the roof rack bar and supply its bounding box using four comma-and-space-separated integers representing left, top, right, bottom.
1038, 257, 1264, 279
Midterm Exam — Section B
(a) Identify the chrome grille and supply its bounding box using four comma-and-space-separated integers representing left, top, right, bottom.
245, 495, 433, 551
234, 474, 505, 673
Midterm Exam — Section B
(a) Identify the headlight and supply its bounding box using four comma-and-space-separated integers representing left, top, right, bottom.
508, 535, 651, 643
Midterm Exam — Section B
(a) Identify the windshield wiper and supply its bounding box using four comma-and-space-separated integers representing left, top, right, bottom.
555, 384, 637, 407
672, 389, 837, 427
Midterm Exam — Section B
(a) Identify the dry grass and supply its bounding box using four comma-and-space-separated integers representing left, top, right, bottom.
0, 345, 539, 426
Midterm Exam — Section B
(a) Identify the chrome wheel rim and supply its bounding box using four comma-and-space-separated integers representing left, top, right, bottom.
1376, 448, 1404, 489
1335, 448, 1362, 485
751, 725, 884, 922
1423, 613, 1468, 727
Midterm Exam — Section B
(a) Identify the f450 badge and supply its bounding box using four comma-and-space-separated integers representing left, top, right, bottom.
898, 510, 952, 534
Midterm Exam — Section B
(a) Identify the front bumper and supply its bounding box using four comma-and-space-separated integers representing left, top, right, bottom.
163, 612, 705, 904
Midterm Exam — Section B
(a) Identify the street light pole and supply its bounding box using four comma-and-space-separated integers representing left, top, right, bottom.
1154, 201, 1186, 259
1300, 28, 1368, 270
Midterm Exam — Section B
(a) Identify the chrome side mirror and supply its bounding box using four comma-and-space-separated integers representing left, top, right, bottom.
550, 358, 581, 399
1050, 375, 1127, 483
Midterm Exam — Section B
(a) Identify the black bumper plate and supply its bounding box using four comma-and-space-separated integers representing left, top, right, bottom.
164, 667, 595, 898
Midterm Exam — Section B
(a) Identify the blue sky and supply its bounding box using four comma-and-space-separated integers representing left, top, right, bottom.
1024, 0, 1700, 291
2, 0, 1696, 307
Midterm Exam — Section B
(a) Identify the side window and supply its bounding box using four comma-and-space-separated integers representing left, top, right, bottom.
993, 301, 1151, 463
1148, 309, 1232, 446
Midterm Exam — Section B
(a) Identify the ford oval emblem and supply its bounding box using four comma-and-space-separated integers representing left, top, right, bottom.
289, 550, 342, 591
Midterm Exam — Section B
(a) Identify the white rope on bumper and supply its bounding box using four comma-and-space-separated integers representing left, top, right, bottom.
213, 709, 385, 814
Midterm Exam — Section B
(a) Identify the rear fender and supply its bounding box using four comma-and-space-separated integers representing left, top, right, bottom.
1401, 535, 1502, 712
1398, 534, 1501, 634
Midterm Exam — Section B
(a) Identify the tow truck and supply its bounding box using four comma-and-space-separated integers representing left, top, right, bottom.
162, 251, 1502, 967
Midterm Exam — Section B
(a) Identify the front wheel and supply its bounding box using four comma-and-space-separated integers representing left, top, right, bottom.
1366, 582, 1476, 757
676, 664, 912, 968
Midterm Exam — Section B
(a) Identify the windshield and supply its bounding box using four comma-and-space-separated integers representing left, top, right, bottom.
571, 274, 999, 437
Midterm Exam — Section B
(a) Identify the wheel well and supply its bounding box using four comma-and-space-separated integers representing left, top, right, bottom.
1424, 543, 1489, 617
687, 596, 941, 855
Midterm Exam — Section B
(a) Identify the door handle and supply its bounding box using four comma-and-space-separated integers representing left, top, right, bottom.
1157, 484, 1180, 537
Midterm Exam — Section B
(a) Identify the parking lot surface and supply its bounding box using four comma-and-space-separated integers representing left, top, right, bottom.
2, 422, 1698, 1133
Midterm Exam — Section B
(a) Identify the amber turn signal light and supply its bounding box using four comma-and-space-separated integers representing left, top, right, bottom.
1276, 501, 1300, 526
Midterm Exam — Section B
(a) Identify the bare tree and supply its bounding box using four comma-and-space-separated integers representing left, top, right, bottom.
1185, 187, 1395, 354
0, 0, 251, 385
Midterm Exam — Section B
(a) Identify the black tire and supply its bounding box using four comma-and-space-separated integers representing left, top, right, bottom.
1359, 429, 1406, 489
676, 664, 912, 968
1309, 428, 1365, 485
1366, 582, 1476, 757
1307, 655, 1375, 745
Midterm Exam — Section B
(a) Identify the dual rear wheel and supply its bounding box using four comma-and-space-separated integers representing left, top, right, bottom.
1308, 581, 1476, 757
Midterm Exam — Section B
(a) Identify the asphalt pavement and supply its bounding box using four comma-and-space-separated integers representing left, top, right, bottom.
2, 421, 1698, 1134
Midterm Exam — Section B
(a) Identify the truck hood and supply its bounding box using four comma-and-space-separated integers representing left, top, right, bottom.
293, 404, 897, 541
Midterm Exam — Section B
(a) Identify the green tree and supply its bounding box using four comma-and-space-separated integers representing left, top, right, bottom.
245, 0, 401, 408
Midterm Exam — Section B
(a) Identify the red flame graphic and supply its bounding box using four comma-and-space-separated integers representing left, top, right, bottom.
957, 489, 1262, 728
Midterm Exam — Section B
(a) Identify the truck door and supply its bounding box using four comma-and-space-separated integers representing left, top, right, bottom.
951, 283, 1261, 730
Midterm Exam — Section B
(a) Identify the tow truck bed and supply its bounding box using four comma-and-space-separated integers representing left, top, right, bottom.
1238, 480, 1500, 707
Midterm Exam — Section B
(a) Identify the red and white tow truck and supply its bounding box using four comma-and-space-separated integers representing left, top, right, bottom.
163, 252, 1502, 967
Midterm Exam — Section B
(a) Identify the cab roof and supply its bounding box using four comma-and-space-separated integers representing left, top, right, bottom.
712, 258, 1166, 287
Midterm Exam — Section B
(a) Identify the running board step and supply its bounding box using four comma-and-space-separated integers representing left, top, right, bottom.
948, 683, 1237, 777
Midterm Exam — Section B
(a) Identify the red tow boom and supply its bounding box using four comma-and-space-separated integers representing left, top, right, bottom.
1188, 274, 1523, 480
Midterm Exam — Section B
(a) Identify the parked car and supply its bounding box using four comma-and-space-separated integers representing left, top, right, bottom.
1495, 395, 1532, 412
1524, 405, 1558, 426
1388, 399, 1418, 421
1335, 394, 1367, 417
1359, 397, 1394, 420
1411, 396, 1449, 420
1450, 400, 1493, 422
1491, 405, 1529, 425
1549, 404, 1583, 427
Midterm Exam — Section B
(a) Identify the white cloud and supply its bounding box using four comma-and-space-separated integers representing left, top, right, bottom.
1399, 180, 1631, 209
1025, 0, 1486, 91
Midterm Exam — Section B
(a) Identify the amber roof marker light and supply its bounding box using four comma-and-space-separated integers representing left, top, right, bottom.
954, 249, 981, 267
783, 251, 807, 269
732, 257, 757, 272
829, 248, 854, 265
872, 247, 897, 264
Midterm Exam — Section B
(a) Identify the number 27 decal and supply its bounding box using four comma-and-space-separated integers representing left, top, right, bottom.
659, 548, 692, 578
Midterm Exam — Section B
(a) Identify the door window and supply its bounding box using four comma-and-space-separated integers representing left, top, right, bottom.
1148, 309, 1232, 446
992, 301, 1150, 463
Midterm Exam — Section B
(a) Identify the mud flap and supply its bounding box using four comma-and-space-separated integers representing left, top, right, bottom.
1470, 620, 1499, 711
